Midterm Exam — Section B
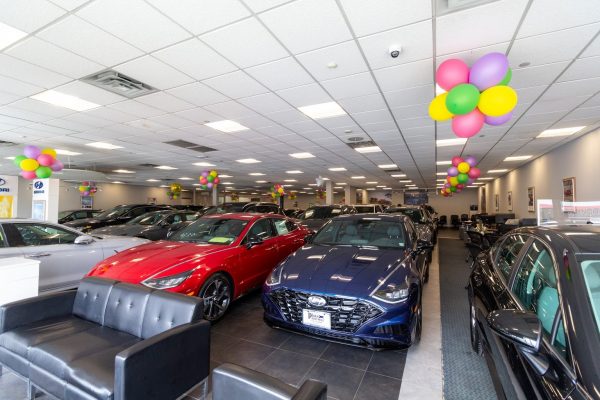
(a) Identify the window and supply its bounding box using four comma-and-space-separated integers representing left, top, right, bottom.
404, 221, 417, 244
171, 218, 247, 245
166, 214, 183, 224
496, 234, 528, 279
273, 219, 289, 235
285, 220, 298, 232
312, 218, 405, 249
128, 207, 148, 218
14, 224, 78, 246
184, 213, 198, 221
247, 219, 275, 241
74, 211, 88, 219
581, 259, 600, 336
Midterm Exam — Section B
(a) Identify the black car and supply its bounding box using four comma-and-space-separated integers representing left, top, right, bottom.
284, 209, 304, 218
385, 206, 437, 245
241, 202, 283, 214
297, 205, 356, 232
90, 210, 199, 240
468, 225, 600, 399
64, 204, 171, 233
58, 209, 103, 224
169, 205, 204, 212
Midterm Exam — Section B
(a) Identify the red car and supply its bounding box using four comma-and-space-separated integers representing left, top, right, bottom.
87, 213, 309, 320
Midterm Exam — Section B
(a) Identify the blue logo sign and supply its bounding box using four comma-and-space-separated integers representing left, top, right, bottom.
0, 178, 6, 186
34, 181, 44, 189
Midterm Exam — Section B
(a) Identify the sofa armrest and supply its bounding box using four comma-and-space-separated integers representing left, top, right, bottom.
0, 290, 76, 333
293, 380, 327, 400
212, 363, 297, 400
114, 320, 210, 400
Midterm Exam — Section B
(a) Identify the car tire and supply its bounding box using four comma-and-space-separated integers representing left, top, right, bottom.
199, 273, 232, 322
413, 292, 423, 344
424, 261, 430, 284
469, 293, 483, 355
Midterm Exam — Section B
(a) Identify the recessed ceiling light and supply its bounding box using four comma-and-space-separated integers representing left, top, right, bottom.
55, 149, 81, 156
0, 22, 27, 51
193, 162, 215, 167
221, 182, 234, 185
378, 164, 397, 169
391, 174, 406, 178
4, 156, 15, 160
328, 167, 347, 171
179, 177, 193, 180
283, 184, 294, 187
473, 182, 485, 185
308, 184, 318, 186
436, 172, 446, 176
113, 169, 135, 174
112, 181, 124, 184
146, 179, 160, 182
366, 188, 375, 191
537, 126, 585, 138
237, 158, 261, 164
366, 181, 378, 184
351, 176, 365, 179
159, 185, 169, 188
322, 177, 330, 181
436, 179, 445, 182
488, 169, 508, 173
289, 152, 315, 159
286, 170, 303, 174
436, 160, 451, 165
256, 180, 267, 184
504, 155, 532, 161
436, 138, 468, 147
479, 177, 494, 180
355, 145, 381, 153
249, 172, 265, 176
219, 174, 232, 178
407, 187, 419, 190
298, 102, 346, 119
327, 62, 338, 69
399, 180, 412, 183
86, 142, 123, 150
193, 183, 200, 186
205, 120, 248, 133
334, 186, 343, 189
336, 182, 347, 185
376, 185, 386, 188
382, 187, 392, 190
284, 179, 297, 182
155, 165, 178, 170
31, 90, 100, 111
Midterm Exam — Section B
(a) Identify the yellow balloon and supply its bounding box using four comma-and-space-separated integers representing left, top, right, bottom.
210, 170, 217, 177
20, 158, 39, 172
457, 162, 470, 174
478, 86, 518, 117
428, 93, 454, 121
449, 176, 459, 186
41, 148, 57, 158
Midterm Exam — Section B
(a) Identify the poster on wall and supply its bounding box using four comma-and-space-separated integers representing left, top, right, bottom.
480, 187, 486, 213
528, 187, 536, 212
404, 190, 428, 205
0, 195, 13, 218
507, 191, 513, 212
81, 196, 93, 209
494, 194, 499, 212
562, 177, 576, 213
369, 191, 393, 206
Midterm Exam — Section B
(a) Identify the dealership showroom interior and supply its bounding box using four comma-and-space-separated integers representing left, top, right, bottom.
1, 0, 600, 399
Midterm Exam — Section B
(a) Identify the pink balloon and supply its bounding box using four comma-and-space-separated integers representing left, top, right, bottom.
451, 156, 463, 167
452, 109, 485, 138
436, 59, 470, 91
456, 184, 465, 189
484, 112, 513, 126
37, 154, 54, 167
20, 170, 36, 180
50, 160, 64, 172
468, 167, 481, 179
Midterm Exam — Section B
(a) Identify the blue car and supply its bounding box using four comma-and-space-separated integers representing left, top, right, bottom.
262, 214, 432, 348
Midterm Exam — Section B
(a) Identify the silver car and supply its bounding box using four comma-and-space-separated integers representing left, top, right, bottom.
0, 219, 149, 293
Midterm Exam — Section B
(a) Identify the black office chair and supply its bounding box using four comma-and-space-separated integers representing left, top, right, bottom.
450, 214, 460, 228
438, 215, 447, 228
460, 213, 469, 222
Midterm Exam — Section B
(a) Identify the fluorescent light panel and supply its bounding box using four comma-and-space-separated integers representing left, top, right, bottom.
237, 158, 261, 164
193, 162, 215, 166
286, 170, 303, 174
436, 160, 451, 165
55, 149, 81, 156
289, 152, 315, 159
328, 167, 347, 171
436, 138, 467, 147
488, 169, 508, 173
249, 172, 265, 176
179, 177, 192, 180
86, 142, 123, 150
155, 165, 178, 170
537, 126, 585, 138
504, 155, 532, 161
205, 120, 248, 133
113, 169, 135, 173
31, 90, 100, 111
355, 145, 381, 153
351, 176, 365, 179
391, 174, 406, 178
378, 164, 397, 169
298, 102, 346, 119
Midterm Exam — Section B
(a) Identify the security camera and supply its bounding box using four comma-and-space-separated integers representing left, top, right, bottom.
389, 44, 401, 58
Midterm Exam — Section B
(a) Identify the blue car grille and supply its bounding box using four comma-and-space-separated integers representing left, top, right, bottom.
269, 289, 383, 333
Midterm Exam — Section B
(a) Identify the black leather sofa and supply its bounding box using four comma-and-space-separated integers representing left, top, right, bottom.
0, 277, 210, 400
212, 363, 327, 400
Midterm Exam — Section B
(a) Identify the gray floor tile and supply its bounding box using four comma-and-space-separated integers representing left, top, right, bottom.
319, 343, 374, 370
255, 348, 318, 387
304, 360, 364, 400
279, 333, 330, 358
241, 321, 290, 348
367, 350, 407, 380
217, 340, 276, 369
354, 372, 402, 400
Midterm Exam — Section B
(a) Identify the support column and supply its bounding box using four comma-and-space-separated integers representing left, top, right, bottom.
31, 178, 59, 223
325, 181, 333, 205
344, 186, 356, 205
212, 185, 218, 206
361, 189, 369, 204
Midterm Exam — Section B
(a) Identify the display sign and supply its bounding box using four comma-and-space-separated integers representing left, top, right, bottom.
81, 196, 93, 209
31, 179, 59, 223
404, 190, 429, 205
0, 176, 19, 218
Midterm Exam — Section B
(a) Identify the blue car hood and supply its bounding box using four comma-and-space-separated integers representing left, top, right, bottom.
278, 244, 410, 298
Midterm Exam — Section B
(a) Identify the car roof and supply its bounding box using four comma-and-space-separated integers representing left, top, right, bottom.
518, 225, 600, 254
333, 213, 407, 222
199, 212, 283, 221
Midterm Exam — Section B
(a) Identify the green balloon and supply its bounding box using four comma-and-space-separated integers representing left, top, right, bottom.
445, 83, 480, 115
457, 173, 469, 184
499, 68, 512, 86
449, 186, 457, 192
35, 166, 52, 179
13, 155, 26, 167
207, 175, 214, 182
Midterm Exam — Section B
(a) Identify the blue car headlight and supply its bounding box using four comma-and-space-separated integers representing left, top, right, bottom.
372, 282, 410, 303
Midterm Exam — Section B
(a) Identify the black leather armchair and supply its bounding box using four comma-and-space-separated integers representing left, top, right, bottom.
212, 363, 327, 400
0, 277, 210, 400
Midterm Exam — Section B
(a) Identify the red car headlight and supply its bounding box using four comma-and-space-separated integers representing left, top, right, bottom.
142, 270, 193, 289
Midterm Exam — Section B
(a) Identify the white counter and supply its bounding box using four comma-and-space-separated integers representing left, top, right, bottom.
0, 257, 40, 306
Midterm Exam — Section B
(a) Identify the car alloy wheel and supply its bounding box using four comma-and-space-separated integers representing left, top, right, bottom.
469, 299, 483, 355
412, 294, 423, 344
200, 273, 232, 321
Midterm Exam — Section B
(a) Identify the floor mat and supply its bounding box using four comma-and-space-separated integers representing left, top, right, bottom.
439, 238, 498, 400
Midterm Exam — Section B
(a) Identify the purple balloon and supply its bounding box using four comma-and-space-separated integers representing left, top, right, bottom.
50, 160, 63, 172
464, 155, 477, 167
207, 182, 213, 189
467, 178, 474, 185
444, 183, 451, 189
447, 166, 459, 177
201, 171, 208, 177
83, 191, 90, 196
23, 145, 41, 159
469, 52, 509, 91
484, 112, 513, 126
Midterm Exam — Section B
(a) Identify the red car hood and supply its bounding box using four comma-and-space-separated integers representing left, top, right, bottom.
88, 240, 231, 282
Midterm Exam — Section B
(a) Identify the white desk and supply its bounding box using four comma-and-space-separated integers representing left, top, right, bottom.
0, 257, 40, 306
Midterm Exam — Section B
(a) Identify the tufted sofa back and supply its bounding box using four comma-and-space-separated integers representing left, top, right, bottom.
72, 277, 204, 339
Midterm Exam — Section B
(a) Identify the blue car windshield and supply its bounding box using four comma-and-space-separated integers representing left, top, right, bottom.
581, 259, 600, 335
312, 218, 406, 249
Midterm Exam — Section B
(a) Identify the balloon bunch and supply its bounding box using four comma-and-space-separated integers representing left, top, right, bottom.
288, 191, 297, 200
440, 155, 481, 197
316, 188, 326, 200
167, 183, 182, 200
198, 170, 220, 190
79, 181, 97, 197
230, 193, 240, 202
270, 184, 285, 199
14, 146, 63, 179
429, 52, 518, 138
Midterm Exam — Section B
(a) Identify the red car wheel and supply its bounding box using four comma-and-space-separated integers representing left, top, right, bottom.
199, 273, 232, 321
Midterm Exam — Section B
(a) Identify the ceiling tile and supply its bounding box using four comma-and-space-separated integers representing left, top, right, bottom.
203, 70, 268, 99
147, 0, 251, 35
259, 0, 352, 54
0, 0, 65, 32
204, 101, 257, 119
107, 100, 165, 119
518, 0, 600, 38
0, 76, 43, 97
0, 55, 70, 88
321, 72, 379, 100
238, 93, 292, 114
52, 81, 124, 105
384, 84, 432, 108
436, 0, 528, 55
175, 108, 222, 124
558, 56, 600, 82
372, 58, 432, 92
6, 37, 104, 78
114, 56, 194, 90
245, 57, 314, 91
582, 34, 600, 58
297, 40, 368, 80
339, 93, 387, 113
48, 0, 87, 10
201, 17, 288, 68
83, 106, 137, 123
242, 0, 290, 13
167, 82, 229, 107
37, 16, 143, 67
276, 83, 331, 107
544, 78, 600, 100
510, 62, 568, 89
76, 0, 191, 52
135, 92, 195, 113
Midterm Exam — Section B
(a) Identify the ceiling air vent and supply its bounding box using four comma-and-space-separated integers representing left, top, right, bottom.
345, 140, 377, 149
165, 140, 217, 153
81, 70, 157, 99
138, 163, 159, 168
0, 140, 17, 146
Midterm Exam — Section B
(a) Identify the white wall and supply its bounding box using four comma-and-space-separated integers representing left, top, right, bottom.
481, 128, 600, 219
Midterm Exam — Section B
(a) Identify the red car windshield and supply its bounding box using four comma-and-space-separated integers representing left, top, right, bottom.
171, 218, 249, 245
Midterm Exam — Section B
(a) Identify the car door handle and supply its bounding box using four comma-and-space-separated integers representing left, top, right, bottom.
29, 253, 51, 258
